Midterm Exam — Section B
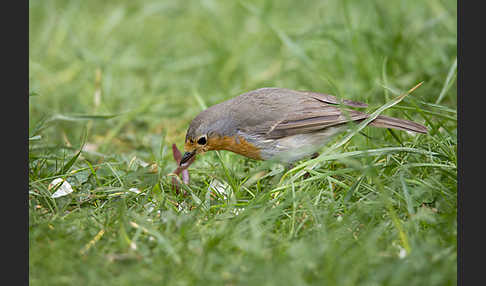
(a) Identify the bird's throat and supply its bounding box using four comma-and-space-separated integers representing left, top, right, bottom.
208, 135, 262, 160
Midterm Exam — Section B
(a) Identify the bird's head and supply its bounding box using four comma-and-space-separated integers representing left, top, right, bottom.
180, 108, 228, 166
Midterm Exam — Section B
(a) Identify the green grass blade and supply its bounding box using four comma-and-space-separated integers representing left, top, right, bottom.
435, 57, 457, 104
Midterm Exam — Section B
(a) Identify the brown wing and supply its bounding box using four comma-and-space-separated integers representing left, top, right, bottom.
260, 107, 369, 139
302, 90, 368, 108
370, 115, 428, 134
235, 88, 370, 139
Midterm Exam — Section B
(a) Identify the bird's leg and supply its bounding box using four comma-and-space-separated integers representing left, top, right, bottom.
280, 153, 320, 180
303, 152, 320, 179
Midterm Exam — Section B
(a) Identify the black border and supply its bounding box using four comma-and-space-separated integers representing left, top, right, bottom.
458, 0, 481, 285
7, 0, 29, 285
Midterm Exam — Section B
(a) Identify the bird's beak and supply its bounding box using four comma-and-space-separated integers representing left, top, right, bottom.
180, 150, 196, 166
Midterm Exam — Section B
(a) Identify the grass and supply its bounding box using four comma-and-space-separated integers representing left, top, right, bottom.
29, 0, 457, 285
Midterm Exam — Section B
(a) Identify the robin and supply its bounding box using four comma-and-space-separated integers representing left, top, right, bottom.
180, 87, 427, 166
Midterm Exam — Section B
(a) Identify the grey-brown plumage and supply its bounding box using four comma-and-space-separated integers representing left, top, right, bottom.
184, 87, 427, 163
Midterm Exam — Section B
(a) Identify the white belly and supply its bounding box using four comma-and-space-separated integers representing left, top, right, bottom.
262, 126, 344, 163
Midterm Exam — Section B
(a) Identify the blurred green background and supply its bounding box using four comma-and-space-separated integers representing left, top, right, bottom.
29, 0, 456, 148
29, 0, 457, 285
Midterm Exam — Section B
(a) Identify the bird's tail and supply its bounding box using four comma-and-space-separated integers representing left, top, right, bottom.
369, 115, 428, 134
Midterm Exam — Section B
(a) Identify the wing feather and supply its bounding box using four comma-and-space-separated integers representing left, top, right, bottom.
262, 109, 368, 139
236, 88, 370, 139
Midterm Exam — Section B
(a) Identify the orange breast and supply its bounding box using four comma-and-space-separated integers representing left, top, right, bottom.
208, 135, 262, 160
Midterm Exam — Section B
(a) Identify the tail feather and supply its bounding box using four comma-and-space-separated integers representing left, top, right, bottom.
369, 115, 428, 134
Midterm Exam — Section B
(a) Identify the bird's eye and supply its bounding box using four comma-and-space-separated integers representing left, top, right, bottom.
197, 136, 207, 145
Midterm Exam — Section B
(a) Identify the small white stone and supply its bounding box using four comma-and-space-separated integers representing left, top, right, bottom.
232, 208, 245, 216
398, 247, 407, 259
130, 241, 137, 250
128, 188, 141, 194
49, 178, 74, 198
209, 179, 231, 200
144, 202, 155, 213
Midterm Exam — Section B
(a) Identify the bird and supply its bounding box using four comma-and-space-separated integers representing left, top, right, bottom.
179, 87, 427, 166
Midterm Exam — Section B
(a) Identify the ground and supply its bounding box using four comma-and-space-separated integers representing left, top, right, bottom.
29, 0, 457, 285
